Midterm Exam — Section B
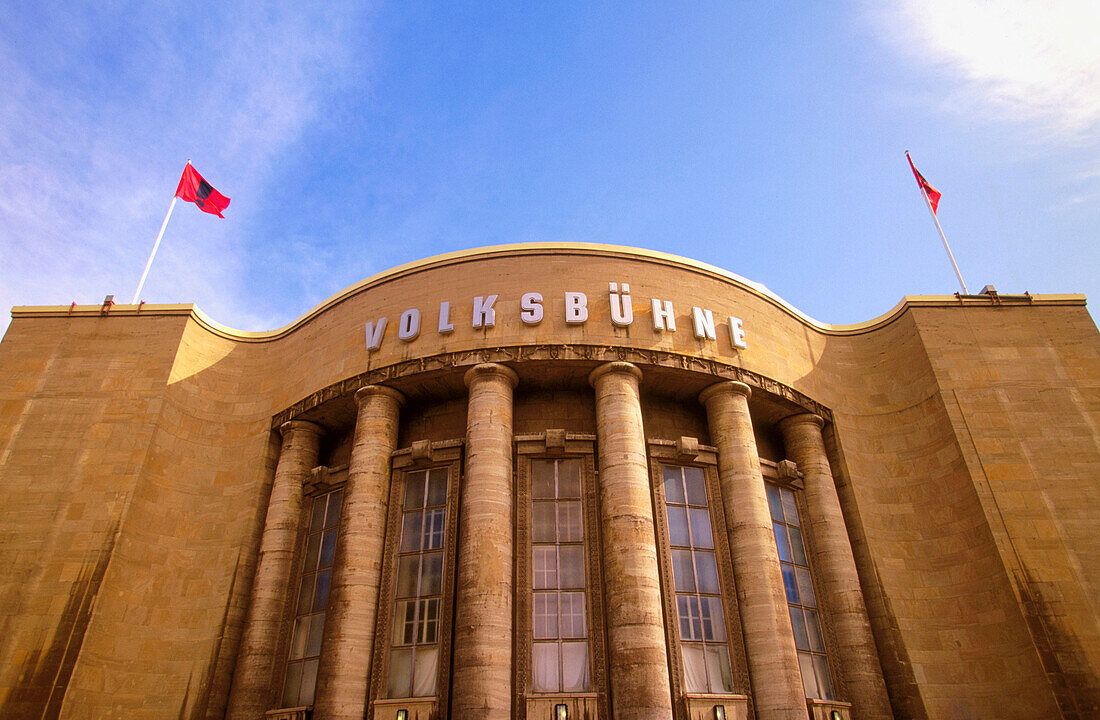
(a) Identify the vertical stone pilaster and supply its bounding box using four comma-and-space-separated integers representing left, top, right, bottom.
589, 362, 674, 720
699, 382, 807, 720
227, 419, 323, 720
779, 413, 893, 720
452, 363, 519, 720
312, 386, 404, 720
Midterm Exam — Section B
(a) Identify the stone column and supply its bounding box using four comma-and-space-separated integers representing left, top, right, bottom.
699, 382, 806, 720
451, 363, 518, 719
589, 362, 673, 720
778, 413, 893, 720
227, 419, 323, 720
312, 386, 404, 720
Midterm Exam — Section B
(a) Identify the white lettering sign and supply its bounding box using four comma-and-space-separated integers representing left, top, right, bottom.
473, 295, 497, 328
520, 292, 543, 325
363, 280, 748, 353
565, 292, 588, 324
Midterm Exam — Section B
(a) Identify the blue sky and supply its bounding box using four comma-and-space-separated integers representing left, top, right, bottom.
2, 2, 1098, 337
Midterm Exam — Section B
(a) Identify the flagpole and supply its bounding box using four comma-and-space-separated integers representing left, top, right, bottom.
908, 151, 968, 295
919, 182, 968, 295
131, 195, 179, 305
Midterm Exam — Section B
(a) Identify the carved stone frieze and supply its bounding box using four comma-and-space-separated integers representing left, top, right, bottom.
273, 345, 832, 428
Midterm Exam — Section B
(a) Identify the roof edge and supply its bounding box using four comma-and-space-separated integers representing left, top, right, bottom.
9, 243, 1088, 341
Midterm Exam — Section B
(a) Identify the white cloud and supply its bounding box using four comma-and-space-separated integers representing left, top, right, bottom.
870, 1, 1100, 137
0, 4, 371, 336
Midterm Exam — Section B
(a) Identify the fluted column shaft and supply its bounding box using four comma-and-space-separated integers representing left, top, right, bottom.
699, 382, 807, 720
452, 363, 518, 719
779, 414, 893, 720
589, 362, 673, 720
227, 420, 323, 720
313, 386, 404, 720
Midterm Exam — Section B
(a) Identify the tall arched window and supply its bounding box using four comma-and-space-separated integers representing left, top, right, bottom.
766, 483, 834, 699
282, 488, 343, 707
661, 464, 734, 694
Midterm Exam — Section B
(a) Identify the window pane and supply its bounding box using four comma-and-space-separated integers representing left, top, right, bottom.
532, 461, 556, 499
798, 651, 819, 698
558, 546, 585, 588
320, 528, 338, 568
667, 505, 690, 547
426, 468, 448, 507
533, 546, 557, 589
677, 596, 692, 640
701, 596, 726, 642
558, 459, 583, 498
782, 563, 799, 603
796, 567, 816, 607
774, 525, 792, 562
282, 661, 302, 706
681, 644, 707, 693
404, 471, 426, 511
678, 595, 702, 640
396, 556, 420, 598
325, 490, 342, 528
388, 647, 413, 698
533, 592, 559, 638
812, 653, 834, 699
688, 508, 713, 548
419, 598, 440, 643
394, 600, 416, 645
558, 501, 583, 543
532, 643, 560, 692
401, 511, 423, 552
683, 467, 707, 505
663, 467, 685, 504
290, 617, 309, 659
672, 549, 696, 592
305, 531, 322, 572
306, 612, 326, 656
561, 641, 591, 691
789, 526, 808, 566
694, 551, 719, 594
296, 575, 313, 615
424, 508, 446, 550
805, 609, 825, 653
313, 568, 332, 611
705, 645, 734, 693
413, 646, 439, 697
781, 488, 799, 526
421, 552, 443, 596
310, 497, 327, 532
559, 591, 587, 638
532, 502, 556, 543
789, 607, 810, 651
766, 483, 784, 522
299, 658, 319, 705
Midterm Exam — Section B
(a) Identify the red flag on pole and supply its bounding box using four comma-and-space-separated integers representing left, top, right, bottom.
175, 162, 230, 218
906, 151, 941, 215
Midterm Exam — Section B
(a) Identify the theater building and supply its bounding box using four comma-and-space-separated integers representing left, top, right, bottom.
0, 243, 1097, 720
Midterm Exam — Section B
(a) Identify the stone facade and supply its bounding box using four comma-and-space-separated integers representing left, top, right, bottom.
0, 243, 1096, 720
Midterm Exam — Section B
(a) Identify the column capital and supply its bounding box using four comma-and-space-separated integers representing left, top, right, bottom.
463, 362, 519, 389
587, 360, 642, 387
698, 380, 751, 405
278, 418, 324, 439
777, 412, 825, 433
354, 384, 405, 407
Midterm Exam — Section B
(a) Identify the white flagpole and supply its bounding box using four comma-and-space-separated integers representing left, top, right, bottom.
908, 152, 968, 295
919, 183, 969, 295
131, 160, 189, 305
131, 196, 179, 304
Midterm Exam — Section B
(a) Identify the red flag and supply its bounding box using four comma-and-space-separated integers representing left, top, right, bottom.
175, 162, 230, 218
906, 151, 941, 215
